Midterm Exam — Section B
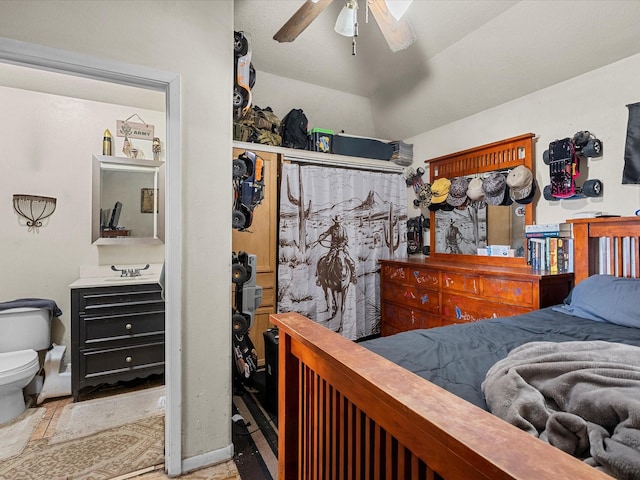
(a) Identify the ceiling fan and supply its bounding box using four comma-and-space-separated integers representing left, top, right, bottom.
273, 0, 415, 54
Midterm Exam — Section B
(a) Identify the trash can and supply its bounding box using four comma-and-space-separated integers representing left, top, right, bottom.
263, 328, 279, 417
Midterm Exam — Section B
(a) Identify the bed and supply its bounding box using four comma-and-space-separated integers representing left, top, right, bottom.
270, 216, 640, 479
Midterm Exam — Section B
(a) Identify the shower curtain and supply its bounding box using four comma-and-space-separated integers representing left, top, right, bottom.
277, 163, 407, 340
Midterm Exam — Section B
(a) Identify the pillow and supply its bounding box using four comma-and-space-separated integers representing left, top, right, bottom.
554, 274, 640, 328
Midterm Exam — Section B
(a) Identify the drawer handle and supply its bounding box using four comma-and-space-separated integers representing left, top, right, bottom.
125, 356, 133, 363
125, 323, 133, 330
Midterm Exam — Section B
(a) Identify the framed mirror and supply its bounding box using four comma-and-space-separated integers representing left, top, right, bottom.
92, 155, 165, 245
426, 133, 535, 267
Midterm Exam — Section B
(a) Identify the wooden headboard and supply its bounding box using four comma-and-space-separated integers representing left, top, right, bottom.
569, 216, 640, 283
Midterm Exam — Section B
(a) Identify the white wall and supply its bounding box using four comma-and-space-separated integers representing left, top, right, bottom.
252, 70, 377, 137
0, 85, 165, 349
406, 52, 640, 224
0, 0, 234, 465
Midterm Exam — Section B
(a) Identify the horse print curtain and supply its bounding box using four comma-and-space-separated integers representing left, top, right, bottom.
278, 163, 407, 340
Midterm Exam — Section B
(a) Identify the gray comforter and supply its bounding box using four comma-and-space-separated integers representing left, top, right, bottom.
482, 341, 640, 480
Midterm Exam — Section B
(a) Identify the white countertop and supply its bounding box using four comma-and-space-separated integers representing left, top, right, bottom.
69, 263, 163, 289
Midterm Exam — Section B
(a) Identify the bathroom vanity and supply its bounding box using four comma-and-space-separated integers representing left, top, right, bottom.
69, 276, 165, 401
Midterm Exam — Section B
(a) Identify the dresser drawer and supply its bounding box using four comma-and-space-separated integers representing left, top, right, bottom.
480, 277, 534, 306
381, 302, 441, 336
441, 293, 529, 325
405, 267, 439, 289
381, 264, 407, 283
76, 284, 164, 315
82, 341, 165, 377
81, 310, 165, 345
441, 272, 480, 294
382, 282, 439, 315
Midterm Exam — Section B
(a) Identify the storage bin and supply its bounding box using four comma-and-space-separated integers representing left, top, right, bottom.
332, 134, 394, 160
309, 127, 333, 153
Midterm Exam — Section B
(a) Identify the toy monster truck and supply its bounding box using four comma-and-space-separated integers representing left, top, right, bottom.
404, 167, 431, 208
233, 150, 264, 230
542, 131, 603, 201
234, 31, 256, 120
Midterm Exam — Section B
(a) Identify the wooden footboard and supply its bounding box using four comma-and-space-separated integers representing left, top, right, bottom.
271, 312, 610, 480
271, 217, 640, 479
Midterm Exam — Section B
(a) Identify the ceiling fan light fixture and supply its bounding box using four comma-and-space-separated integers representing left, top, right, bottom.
334, 1, 358, 37
385, 0, 413, 20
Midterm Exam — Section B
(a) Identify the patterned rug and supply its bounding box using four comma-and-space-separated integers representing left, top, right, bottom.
51, 386, 165, 444
0, 408, 45, 462
0, 415, 164, 480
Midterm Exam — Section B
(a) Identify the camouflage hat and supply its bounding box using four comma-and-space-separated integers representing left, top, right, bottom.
482, 172, 507, 206
446, 176, 470, 207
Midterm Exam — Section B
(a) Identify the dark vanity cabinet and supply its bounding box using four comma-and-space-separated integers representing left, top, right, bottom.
70, 282, 165, 401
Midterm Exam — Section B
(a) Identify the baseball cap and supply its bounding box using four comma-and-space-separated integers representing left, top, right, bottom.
446, 177, 470, 207
430, 178, 451, 204
506, 165, 534, 202
482, 172, 507, 206
514, 178, 537, 205
466, 177, 485, 201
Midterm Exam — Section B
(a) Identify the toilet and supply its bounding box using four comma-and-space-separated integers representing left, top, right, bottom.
0, 307, 51, 425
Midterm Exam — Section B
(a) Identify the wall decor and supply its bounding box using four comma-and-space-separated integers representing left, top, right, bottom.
13, 194, 57, 232
141, 188, 157, 213
116, 113, 155, 140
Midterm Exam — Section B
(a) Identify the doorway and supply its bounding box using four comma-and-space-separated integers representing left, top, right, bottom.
0, 37, 182, 475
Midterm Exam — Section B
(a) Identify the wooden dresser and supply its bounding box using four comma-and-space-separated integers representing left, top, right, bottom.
380, 258, 573, 336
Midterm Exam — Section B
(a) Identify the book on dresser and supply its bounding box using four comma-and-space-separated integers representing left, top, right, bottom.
527, 235, 574, 272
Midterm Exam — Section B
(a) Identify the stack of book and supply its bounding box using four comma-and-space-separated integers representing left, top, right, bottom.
525, 223, 573, 273
389, 140, 413, 166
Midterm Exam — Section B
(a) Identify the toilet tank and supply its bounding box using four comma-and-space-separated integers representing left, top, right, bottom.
0, 308, 51, 353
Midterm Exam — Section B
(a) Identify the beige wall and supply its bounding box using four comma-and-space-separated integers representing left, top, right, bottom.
252, 70, 377, 137
0, 0, 234, 463
407, 52, 640, 224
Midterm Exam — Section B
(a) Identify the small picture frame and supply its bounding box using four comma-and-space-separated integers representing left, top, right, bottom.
141, 188, 157, 213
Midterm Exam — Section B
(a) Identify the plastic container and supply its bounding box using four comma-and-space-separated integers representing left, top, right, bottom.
308, 128, 333, 153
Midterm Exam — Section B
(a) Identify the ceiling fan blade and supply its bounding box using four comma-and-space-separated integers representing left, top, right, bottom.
368, 0, 416, 52
274, 0, 334, 43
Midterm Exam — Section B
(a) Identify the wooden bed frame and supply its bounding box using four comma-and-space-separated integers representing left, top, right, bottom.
270, 216, 640, 480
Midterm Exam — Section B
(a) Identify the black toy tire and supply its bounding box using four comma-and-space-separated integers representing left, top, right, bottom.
413, 199, 421, 207
543, 185, 557, 201
405, 178, 413, 186
582, 139, 603, 158
582, 179, 603, 197
232, 209, 247, 230
234, 32, 248, 57
233, 158, 248, 177
233, 85, 248, 109
232, 262, 249, 283
232, 313, 249, 335
416, 167, 425, 176
543, 150, 551, 165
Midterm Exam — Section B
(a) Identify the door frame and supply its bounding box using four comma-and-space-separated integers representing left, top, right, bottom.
0, 36, 183, 476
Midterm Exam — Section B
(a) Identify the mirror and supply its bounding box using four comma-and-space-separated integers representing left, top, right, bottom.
92, 155, 165, 245
427, 133, 535, 266
433, 198, 527, 257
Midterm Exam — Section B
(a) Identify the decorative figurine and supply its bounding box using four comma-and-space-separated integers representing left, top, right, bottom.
122, 136, 131, 157
152, 137, 161, 161
130, 148, 139, 159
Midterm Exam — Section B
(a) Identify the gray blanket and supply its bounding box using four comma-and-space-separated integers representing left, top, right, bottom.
482, 341, 640, 480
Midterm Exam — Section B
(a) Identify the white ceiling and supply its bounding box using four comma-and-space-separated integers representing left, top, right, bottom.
234, 0, 640, 140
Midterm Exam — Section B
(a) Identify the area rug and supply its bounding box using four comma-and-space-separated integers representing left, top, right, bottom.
50, 386, 165, 444
0, 408, 45, 461
0, 414, 164, 480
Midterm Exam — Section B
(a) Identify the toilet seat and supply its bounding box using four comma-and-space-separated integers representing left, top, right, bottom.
0, 350, 39, 384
